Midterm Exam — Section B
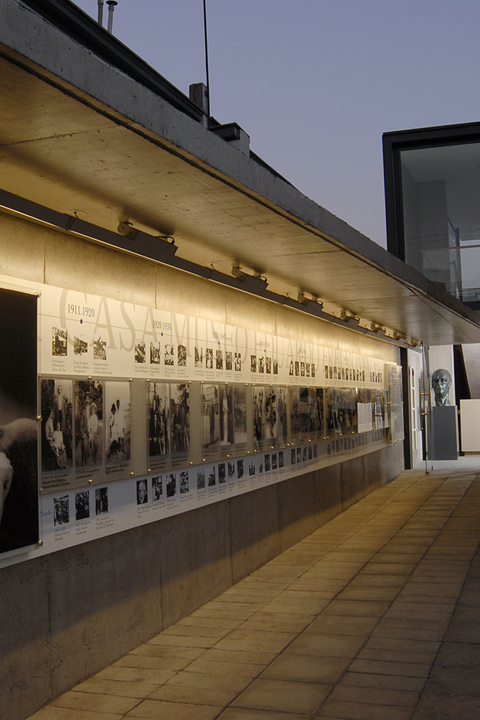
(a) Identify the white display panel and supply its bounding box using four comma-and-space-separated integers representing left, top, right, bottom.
0, 274, 402, 567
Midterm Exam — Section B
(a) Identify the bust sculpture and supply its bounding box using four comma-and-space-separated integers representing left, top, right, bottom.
432, 368, 452, 406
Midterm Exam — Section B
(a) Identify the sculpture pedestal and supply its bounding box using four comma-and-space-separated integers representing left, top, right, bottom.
427, 405, 458, 460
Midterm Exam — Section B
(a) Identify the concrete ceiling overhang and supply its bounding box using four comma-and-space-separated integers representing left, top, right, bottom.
1, 0, 480, 346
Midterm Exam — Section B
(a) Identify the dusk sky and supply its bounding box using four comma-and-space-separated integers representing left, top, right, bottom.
73, 0, 480, 248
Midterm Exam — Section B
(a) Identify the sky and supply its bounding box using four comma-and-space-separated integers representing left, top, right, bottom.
72, 0, 480, 248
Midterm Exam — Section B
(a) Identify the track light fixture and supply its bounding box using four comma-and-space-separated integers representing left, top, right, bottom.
231, 266, 268, 290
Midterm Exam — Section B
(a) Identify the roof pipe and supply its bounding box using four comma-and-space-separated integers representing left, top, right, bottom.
106, 0, 118, 34
97, 0, 104, 26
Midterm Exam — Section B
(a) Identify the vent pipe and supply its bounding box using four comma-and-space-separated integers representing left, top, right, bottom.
97, 0, 104, 26
106, 0, 118, 33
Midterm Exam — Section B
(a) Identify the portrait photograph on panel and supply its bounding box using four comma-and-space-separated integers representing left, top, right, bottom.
290, 387, 324, 438
232, 385, 247, 446
325, 388, 357, 436
0, 288, 38, 554
75, 379, 104, 467
170, 383, 190, 456
75, 490, 90, 520
136, 478, 148, 505
105, 382, 131, 462
41, 378, 73, 472
148, 382, 170, 459
276, 386, 288, 446
253, 385, 277, 448
201, 383, 220, 452
219, 384, 234, 448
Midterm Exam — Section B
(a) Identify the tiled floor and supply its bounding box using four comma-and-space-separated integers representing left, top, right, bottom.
28, 464, 480, 720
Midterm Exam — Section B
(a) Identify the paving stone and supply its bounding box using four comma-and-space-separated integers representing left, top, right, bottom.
412, 693, 480, 719
260, 653, 351, 683
341, 671, 426, 692
50, 692, 139, 714
329, 683, 420, 707
27, 710, 122, 720
349, 658, 432, 678
425, 666, 480, 696
316, 698, 413, 719
306, 615, 379, 636
336, 586, 400, 602
285, 632, 367, 658
217, 709, 310, 720
357, 647, 436, 665
231, 678, 331, 714
321, 600, 391, 617
125, 699, 223, 719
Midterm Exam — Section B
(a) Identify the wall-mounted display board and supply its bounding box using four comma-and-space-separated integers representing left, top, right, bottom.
0, 276, 403, 566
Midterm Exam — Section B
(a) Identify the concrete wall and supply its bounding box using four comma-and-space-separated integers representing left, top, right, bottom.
0, 211, 404, 720
2, 443, 403, 720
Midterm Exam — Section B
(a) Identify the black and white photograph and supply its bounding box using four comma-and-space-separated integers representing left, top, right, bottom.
196, 469, 205, 489
150, 341, 161, 364
166, 473, 176, 497
134, 340, 146, 364
216, 349, 223, 370
164, 343, 175, 366
195, 346, 204, 368
75, 490, 90, 520
75, 380, 104, 467
74, 336, 88, 355
234, 353, 242, 372
226, 351, 233, 371
152, 476, 162, 500
233, 385, 248, 446
106, 382, 131, 462
180, 470, 189, 493
250, 355, 257, 373
93, 336, 107, 361
218, 463, 226, 484
148, 382, 170, 459
253, 385, 277, 447
170, 384, 190, 455
208, 466, 216, 487
54, 495, 69, 525
237, 458, 244, 479
136, 478, 148, 505
0, 288, 38, 554
52, 327, 67, 356
41, 379, 73, 473
201, 383, 220, 451
290, 387, 324, 439
228, 461, 235, 479
219, 384, 234, 448
178, 344, 187, 367
276, 386, 288, 446
95, 487, 108, 515
206, 348, 213, 369
325, 388, 357, 435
